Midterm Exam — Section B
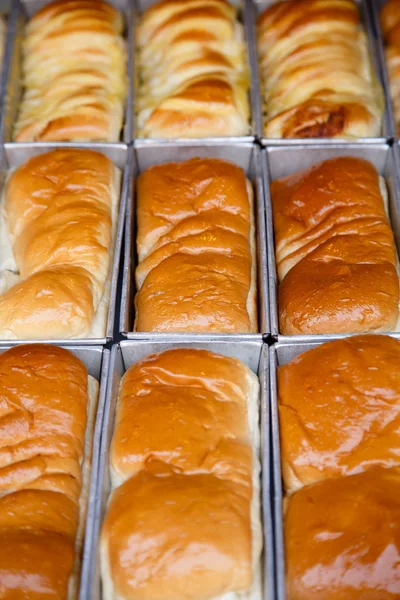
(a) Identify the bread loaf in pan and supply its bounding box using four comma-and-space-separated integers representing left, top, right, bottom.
276, 335, 400, 599
134, 157, 258, 333
100, 348, 262, 600
257, 0, 384, 139
278, 335, 400, 494
0, 148, 121, 340
136, 0, 250, 138
285, 466, 400, 600
0, 344, 100, 599
14, 0, 127, 143
381, 0, 400, 135
271, 156, 399, 335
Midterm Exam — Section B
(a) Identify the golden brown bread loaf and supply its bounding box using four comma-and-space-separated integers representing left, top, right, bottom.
381, 0, 400, 135
0, 344, 98, 599
278, 335, 400, 494
134, 157, 257, 333
14, 0, 127, 142
136, 0, 250, 138
0, 148, 120, 339
257, 0, 383, 138
285, 467, 400, 600
279, 335, 400, 598
271, 156, 399, 335
101, 349, 261, 600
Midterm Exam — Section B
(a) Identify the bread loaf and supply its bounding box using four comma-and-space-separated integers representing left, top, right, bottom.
278, 335, 400, 494
134, 157, 257, 333
14, 0, 127, 142
257, 0, 383, 138
0, 148, 120, 339
279, 335, 400, 599
381, 0, 400, 135
137, 0, 250, 138
0, 344, 99, 599
285, 467, 400, 600
271, 156, 399, 334
101, 348, 262, 600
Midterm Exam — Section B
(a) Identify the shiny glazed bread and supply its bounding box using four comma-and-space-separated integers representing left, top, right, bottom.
279, 335, 400, 599
381, 0, 400, 135
285, 467, 400, 600
134, 157, 257, 333
0, 148, 120, 339
101, 348, 262, 600
0, 344, 98, 599
278, 335, 400, 493
136, 0, 250, 138
271, 156, 399, 335
14, 0, 127, 142
257, 0, 383, 138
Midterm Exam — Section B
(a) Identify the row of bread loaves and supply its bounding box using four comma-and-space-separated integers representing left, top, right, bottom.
12, 0, 389, 142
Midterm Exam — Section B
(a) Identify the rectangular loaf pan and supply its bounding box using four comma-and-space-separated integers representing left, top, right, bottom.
251, 0, 390, 145
0, 142, 132, 346
262, 142, 400, 343
269, 341, 332, 600
0, 343, 110, 600
80, 338, 275, 600
369, 0, 398, 139
131, 0, 258, 145
0, 0, 133, 147
120, 141, 269, 340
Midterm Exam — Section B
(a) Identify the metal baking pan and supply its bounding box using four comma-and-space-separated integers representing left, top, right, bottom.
0, 142, 132, 346
251, 0, 390, 145
132, 0, 257, 145
369, 0, 398, 139
120, 141, 269, 340
0, 343, 110, 600
269, 341, 328, 600
0, 0, 133, 149
262, 142, 400, 343
80, 338, 275, 600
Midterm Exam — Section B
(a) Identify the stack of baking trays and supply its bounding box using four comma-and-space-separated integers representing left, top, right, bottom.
0, 0, 400, 599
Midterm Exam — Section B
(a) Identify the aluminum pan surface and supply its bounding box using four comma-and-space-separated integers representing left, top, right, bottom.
81, 338, 275, 600
120, 141, 269, 339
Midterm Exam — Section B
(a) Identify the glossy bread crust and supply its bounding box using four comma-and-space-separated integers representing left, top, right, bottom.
110, 349, 256, 484
285, 467, 400, 600
134, 157, 257, 333
136, 0, 249, 138
271, 156, 399, 334
0, 344, 89, 599
278, 335, 400, 493
0, 149, 118, 339
101, 348, 261, 600
257, 0, 383, 139
14, 0, 127, 142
